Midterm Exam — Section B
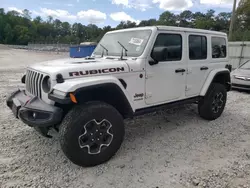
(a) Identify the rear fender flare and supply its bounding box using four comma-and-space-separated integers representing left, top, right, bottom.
200, 68, 231, 96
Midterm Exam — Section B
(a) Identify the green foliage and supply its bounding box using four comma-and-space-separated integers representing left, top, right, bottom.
233, 0, 250, 41
4, 24, 14, 44
158, 11, 177, 26
22, 9, 31, 20
14, 25, 30, 44
237, 0, 250, 26
138, 19, 157, 26
0, 5, 249, 45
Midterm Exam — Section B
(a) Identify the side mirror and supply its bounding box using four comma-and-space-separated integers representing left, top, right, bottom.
149, 58, 158, 65
150, 47, 168, 65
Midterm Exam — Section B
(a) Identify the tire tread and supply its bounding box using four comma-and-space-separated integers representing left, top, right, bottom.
59, 101, 124, 167
198, 83, 227, 120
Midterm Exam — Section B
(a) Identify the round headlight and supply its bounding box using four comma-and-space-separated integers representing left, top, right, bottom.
42, 76, 51, 93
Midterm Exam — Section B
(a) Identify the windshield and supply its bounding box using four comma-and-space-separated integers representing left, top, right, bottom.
93, 30, 152, 57
240, 60, 250, 69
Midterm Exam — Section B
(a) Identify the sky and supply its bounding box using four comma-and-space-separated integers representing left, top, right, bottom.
1, 0, 236, 27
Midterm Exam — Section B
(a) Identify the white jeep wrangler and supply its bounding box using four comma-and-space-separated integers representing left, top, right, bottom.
6, 26, 231, 167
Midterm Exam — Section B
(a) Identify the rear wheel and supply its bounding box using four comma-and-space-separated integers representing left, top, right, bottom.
59, 101, 124, 167
198, 83, 227, 120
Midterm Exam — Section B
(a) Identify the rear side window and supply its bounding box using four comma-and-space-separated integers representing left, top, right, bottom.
212, 37, 227, 58
152, 33, 182, 61
189, 35, 207, 60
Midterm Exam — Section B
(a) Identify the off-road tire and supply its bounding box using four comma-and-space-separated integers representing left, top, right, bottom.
198, 83, 227, 120
59, 101, 125, 167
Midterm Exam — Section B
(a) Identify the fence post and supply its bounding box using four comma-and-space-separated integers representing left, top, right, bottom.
57, 42, 59, 54
239, 41, 246, 67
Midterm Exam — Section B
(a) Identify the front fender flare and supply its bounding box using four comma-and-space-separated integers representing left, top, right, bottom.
52, 76, 135, 111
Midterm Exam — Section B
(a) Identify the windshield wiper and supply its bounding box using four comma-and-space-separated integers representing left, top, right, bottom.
117, 41, 128, 60
100, 44, 108, 57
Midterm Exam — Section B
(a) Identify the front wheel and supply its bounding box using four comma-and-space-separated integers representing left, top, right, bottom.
198, 83, 227, 120
59, 101, 125, 167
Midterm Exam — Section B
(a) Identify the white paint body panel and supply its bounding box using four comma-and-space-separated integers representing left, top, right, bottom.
29, 58, 130, 80
24, 26, 229, 112
145, 30, 187, 105
186, 34, 229, 97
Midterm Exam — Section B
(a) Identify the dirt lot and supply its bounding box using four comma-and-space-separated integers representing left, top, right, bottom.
1, 47, 250, 188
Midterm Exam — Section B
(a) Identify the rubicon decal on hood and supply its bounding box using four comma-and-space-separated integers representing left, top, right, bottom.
69, 67, 125, 77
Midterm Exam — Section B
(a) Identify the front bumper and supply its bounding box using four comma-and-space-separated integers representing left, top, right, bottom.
6, 89, 63, 127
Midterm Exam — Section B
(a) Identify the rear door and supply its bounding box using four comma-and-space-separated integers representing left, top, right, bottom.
185, 33, 211, 97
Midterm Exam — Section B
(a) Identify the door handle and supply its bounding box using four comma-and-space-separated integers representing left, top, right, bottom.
175, 68, 186, 73
200, 66, 208, 70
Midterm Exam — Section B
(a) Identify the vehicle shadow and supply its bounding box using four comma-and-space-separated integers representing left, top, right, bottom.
125, 103, 198, 133
120, 104, 202, 154
20, 102, 233, 171
34, 104, 200, 163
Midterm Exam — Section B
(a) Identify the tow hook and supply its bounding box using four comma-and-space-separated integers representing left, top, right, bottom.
34, 127, 52, 138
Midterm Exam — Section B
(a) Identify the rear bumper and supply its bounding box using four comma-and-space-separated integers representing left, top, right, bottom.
6, 89, 63, 128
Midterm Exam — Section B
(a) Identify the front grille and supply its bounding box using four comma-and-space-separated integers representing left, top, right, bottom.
25, 70, 44, 98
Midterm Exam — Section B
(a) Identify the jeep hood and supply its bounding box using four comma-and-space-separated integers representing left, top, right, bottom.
28, 57, 130, 80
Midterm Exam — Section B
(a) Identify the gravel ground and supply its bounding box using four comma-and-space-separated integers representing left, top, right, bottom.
1, 48, 250, 188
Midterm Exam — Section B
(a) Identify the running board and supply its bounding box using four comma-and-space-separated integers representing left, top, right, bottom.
134, 97, 201, 117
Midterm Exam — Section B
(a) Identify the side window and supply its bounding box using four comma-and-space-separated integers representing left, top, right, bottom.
212, 37, 227, 58
152, 33, 182, 61
189, 35, 207, 60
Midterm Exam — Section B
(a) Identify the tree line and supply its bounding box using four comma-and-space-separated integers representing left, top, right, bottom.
0, 1, 249, 45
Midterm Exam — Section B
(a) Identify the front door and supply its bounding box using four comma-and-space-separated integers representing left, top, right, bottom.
145, 31, 187, 105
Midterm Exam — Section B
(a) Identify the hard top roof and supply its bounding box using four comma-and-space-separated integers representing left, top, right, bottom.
107, 25, 227, 36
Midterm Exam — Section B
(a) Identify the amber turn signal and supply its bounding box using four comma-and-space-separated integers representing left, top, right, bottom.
69, 93, 77, 103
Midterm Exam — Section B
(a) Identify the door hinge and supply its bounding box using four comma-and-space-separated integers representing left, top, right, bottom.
187, 69, 192, 74
145, 92, 152, 99
185, 86, 191, 91
145, 73, 153, 79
